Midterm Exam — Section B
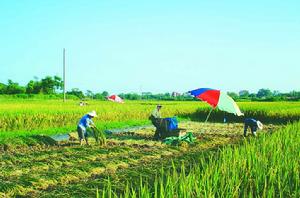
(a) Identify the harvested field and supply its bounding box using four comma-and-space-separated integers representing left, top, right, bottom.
0, 121, 279, 197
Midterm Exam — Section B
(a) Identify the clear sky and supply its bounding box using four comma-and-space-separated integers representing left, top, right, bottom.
0, 0, 299, 94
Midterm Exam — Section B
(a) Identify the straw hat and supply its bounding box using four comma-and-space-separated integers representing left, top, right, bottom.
88, 110, 97, 117
257, 121, 263, 130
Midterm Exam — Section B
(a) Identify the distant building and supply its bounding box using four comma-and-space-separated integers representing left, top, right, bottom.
172, 92, 181, 97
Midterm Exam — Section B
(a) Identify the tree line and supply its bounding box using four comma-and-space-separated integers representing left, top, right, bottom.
0, 76, 63, 95
0, 76, 299, 101
227, 89, 300, 101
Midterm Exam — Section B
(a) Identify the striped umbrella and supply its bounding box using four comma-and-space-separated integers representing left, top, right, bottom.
189, 88, 243, 122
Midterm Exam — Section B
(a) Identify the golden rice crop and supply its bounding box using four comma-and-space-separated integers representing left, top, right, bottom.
0, 100, 299, 132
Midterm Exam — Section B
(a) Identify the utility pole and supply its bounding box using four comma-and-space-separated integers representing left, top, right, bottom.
63, 48, 66, 102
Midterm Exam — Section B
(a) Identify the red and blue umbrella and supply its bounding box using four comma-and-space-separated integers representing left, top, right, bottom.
107, 95, 124, 103
189, 88, 243, 116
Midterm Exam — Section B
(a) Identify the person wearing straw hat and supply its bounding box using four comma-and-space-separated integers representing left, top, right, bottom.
244, 118, 263, 137
149, 104, 163, 140
77, 110, 97, 145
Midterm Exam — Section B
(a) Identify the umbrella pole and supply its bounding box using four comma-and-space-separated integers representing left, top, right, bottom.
204, 108, 213, 123
200, 108, 214, 134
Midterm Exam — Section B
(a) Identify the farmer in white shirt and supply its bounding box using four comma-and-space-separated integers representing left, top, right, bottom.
149, 105, 163, 140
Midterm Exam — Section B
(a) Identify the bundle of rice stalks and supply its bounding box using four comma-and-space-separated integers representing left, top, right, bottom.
93, 127, 107, 146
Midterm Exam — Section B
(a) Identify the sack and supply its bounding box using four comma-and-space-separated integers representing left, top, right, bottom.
164, 117, 178, 131
163, 132, 196, 145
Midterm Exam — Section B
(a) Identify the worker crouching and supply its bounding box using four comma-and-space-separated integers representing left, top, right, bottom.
244, 118, 263, 137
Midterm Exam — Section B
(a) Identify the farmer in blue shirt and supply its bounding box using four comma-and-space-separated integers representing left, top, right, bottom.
244, 118, 263, 137
77, 110, 97, 145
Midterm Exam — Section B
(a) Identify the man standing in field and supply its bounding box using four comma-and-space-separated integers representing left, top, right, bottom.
77, 110, 97, 145
149, 104, 163, 140
244, 118, 263, 137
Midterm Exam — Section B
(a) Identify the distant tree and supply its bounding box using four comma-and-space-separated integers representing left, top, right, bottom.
257, 88, 273, 98
141, 92, 153, 100
26, 80, 39, 94
123, 93, 141, 100
288, 90, 300, 100
239, 90, 250, 97
118, 93, 125, 99
54, 76, 63, 89
25, 76, 63, 94
0, 83, 7, 94
101, 91, 109, 97
289, 90, 300, 97
249, 93, 257, 99
142, 92, 152, 95
164, 92, 171, 97
40, 76, 63, 94
1, 75, 299, 102
67, 88, 84, 98
273, 90, 281, 96
94, 93, 105, 100
86, 90, 94, 98
227, 92, 239, 100
5, 80, 25, 94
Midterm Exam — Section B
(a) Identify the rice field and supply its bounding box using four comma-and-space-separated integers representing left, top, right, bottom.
99, 122, 300, 198
0, 100, 299, 197
0, 100, 299, 133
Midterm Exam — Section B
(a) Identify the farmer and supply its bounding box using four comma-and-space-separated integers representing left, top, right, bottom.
244, 118, 263, 137
149, 104, 163, 140
77, 110, 97, 145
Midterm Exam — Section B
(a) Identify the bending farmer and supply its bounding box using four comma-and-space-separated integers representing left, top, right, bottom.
77, 110, 97, 145
244, 118, 263, 137
149, 104, 163, 140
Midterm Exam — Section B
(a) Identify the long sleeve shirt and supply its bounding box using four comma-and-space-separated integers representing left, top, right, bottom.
78, 114, 94, 129
244, 118, 258, 127
151, 108, 161, 119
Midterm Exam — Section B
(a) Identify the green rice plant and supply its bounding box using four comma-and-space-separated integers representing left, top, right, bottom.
98, 121, 300, 197
1, 100, 299, 141
91, 127, 106, 146
1, 100, 300, 134
0, 99, 299, 196
0, 100, 203, 132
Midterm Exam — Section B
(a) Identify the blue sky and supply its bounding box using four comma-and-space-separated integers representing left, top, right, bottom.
0, 0, 299, 94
